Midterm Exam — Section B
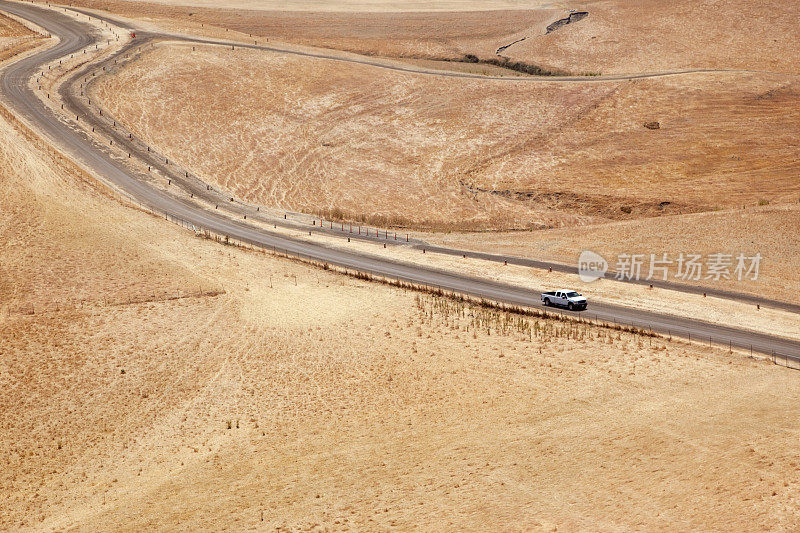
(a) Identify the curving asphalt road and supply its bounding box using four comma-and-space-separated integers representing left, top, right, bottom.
1, 1, 799, 360
67, 28, 800, 315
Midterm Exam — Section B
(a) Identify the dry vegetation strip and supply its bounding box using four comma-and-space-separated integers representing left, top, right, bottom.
0, 12, 32, 37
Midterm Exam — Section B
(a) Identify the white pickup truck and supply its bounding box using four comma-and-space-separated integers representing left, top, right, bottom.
541, 290, 588, 311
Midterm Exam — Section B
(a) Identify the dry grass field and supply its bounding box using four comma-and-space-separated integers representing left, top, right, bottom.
0, 12, 31, 37
4, 6, 800, 531
504, 0, 800, 75
69, 0, 800, 74
91, 43, 800, 231
126, 0, 553, 12
68, 0, 557, 61
0, 13, 43, 62
3, 100, 800, 528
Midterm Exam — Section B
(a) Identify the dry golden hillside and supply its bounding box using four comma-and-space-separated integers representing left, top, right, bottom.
3, 7, 800, 532
91, 43, 800, 230
3, 100, 800, 527
60, 0, 556, 61
121, 0, 552, 12
69, 0, 800, 75
0, 12, 43, 62
504, 0, 800, 75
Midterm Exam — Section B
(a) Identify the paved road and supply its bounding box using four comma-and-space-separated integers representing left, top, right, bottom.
2, 1, 799, 360
62, 13, 800, 315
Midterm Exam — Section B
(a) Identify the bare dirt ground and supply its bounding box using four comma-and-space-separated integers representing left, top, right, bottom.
3, 23, 800, 532
91, 43, 800, 232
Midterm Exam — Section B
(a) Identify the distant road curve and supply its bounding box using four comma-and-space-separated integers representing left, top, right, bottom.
69, 5, 790, 84
1, 0, 798, 360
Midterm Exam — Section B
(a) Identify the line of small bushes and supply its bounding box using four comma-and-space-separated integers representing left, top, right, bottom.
461, 54, 569, 76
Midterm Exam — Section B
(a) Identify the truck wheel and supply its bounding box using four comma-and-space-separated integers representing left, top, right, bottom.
544, 298, 550, 306
568, 302, 574, 311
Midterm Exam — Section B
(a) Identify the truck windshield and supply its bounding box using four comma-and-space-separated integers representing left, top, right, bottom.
565, 291, 580, 298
